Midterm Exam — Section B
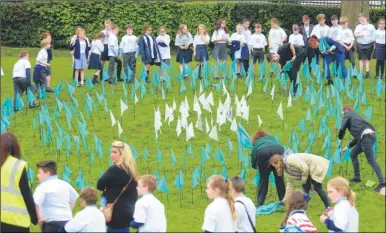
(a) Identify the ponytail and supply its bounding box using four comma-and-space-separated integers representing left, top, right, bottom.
327, 176, 356, 207
347, 189, 356, 207
226, 181, 237, 220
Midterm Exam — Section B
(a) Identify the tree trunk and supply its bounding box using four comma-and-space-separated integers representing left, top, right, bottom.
341, 0, 370, 31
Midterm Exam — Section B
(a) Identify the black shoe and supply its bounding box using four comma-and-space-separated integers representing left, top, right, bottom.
145, 78, 150, 83
117, 78, 124, 82
46, 87, 54, 93
183, 75, 188, 80
215, 77, 219, 80
326, 80, 334, 86
13, 109, 19, 112
29, 104, 39, 109
374, 183, 385, 192
349, 178, 361, 183
92, 80, 99, 84
108, 80, 116, 85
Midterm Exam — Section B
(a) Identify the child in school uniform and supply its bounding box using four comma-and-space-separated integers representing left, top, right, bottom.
33, 39, 51, 90
41, 32, 53, 92
175, 24, 193, 79
120, 24, 139, 83
89, 32, 105, 84
229, 176, 256, 233
311, 14, 330, 39
70, 28, 90, 87
107, 24, 123, 84
242, 18, 252, 73
202, 175, 237, 232
156, 26, 171, 81
355, 13, 376, 79
282, 191, 317, 233
193, 24, 210, 79
230, 24, 249, 78
249, 24, 267, 70
320, 176, 359, 232
139, 24, 161, 83
372, 18, 385, 79
339, 17, 356, 71
328, 15, 342, 42
268, 18, 287, 54
130, 175, 167, 232
212, 18, 230, 79
289, 24, 305, 47
69, 27, 81, 80
101, 20, 112, 69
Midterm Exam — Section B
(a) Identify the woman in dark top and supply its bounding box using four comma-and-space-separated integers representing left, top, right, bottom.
267, 43, 306, 96
97, 141, 139, 233
0, 132, 38, 233
250, 130, 285, 206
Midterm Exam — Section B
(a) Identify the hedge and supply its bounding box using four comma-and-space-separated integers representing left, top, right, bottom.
0, 0, 382, 48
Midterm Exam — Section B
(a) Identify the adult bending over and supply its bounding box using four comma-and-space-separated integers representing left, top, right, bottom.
97, 141, 139, 233
250, 130, 285, 206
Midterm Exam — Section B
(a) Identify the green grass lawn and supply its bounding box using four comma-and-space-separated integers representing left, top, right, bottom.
1, 47, 385, 232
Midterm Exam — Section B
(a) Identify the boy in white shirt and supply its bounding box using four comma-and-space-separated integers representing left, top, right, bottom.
328, 15, 342, 41
108, 24, 122, 84
34, 40, 51, 90
230, 24, 248, 77
34, 160, 79, 233
268, 18, 287, 53
311, 14, 330, 39
230, 176, 256, 233
120, 24, 138, 83
339, 17, 356, 71
289, 24, 305, 47
13, 51, 38, 111
156, 26, 171, 65
249, 24, 267, 70
63, 188, 106, 232
130, 175, 167, 232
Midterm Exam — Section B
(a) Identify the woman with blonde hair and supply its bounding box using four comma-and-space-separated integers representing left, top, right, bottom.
97, 141, 138, 232
202, 175, 237, 232
320, 176, 359, 232
270, 152, 331, 210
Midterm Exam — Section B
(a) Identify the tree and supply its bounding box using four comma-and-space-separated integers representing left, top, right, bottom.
341, 0, 370, 31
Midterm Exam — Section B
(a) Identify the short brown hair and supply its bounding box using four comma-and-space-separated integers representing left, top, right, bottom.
242, 18, 250, 24
283, 191, 308, 224
111, 24, 118, 30
104, 19, 112, 25
96, 32, 105, 40
340, 16, 348, 24
41, 39, 50, 48
80, 188, 98, 205
19, 51, 29, 58
126, 24, 133, 30
37, 160, 57, 175
359, 13, 368, 18
251, 130, 269, 144
302, 15, 310, 21
378, 18, 385, 24
255, 23, 262, 29
307, 35, 319, 48
230, 176, 245, 193
316, 14, 326, 22
139, 175, 157, 193
144, 24, 152, 33
343, 104, 353, 112
270, 18, 279, 25
42, 32, 51, 40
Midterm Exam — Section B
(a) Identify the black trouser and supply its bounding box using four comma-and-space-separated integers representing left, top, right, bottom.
13, 77, 37, 109
302, 176, 330, 208
344, 43, 356, 69
376, 60, 385, 78
123, 52, 136, 81
255, 146, 286, 206
287, 51, 306, 95
108, 56, 122, 82
350, 134, 385, 184
242, 59, 249, 74
304, 46, 314, 72
42, 221, 68, 233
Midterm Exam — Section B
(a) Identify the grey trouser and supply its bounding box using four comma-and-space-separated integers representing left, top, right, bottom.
123, 52, 136, 80
13, 77, 37, 107
108, 56, 122, 82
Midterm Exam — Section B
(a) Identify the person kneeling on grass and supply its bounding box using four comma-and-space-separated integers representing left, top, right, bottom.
62, 188, 106, 232
130, 175, 167, 232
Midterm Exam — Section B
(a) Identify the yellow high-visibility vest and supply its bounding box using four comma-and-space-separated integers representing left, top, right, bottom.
1, 156, 31, 227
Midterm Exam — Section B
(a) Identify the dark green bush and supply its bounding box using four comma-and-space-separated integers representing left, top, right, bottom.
0, 0, 381, 48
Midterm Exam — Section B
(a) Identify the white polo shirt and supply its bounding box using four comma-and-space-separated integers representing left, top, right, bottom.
249, 33, 267, 49
211, 28, 229, 44
36, 48, 48, 67
328, 198, 359, 232
355, 23, 376, 44
33, 175, 79, 222
108, 33, 119, 57
372, 29, 385, 44
328, 25, 343, 41
269, 27, 287, 53
90, 39, 104, 55
64, 205, 106, 232
133, 193, 167, 232
289, 34, 305, 47
13, 58, 31, 78
340, 28, 355, 44
202, 197, 237, 232
120, 34, 138, 54
235, 195, 256, 233
156, 34, 171, 60
311, 24, 330, 39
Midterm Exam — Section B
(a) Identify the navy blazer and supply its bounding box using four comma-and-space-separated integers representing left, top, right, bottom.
70, 39, 90, 59
299, 24, 315, 46
230, 40, 249, 61
139, 34, 161, 64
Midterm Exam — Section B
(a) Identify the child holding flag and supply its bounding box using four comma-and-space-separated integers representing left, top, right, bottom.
130, 175, 167, 232
202, 175, 237, 232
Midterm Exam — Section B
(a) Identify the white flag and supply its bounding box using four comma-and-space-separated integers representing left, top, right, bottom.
186, 122, 195, 142
120, 99, 128, 116
222, 81, 228, 96
258, 114, 263, 127
205, 117, 210, 134
199, 80, 203, 94
241, 104, 249, 122
134, 93, 138, 104
247, 81, 253, 97
230, 118, 237, 132
193, 95, 201, 114
199, 93, 206, 105
287, 92, 292, 107
117, 121, 123, 138
206, 91, 214, 106
176, 117, 182, 137
270, 84, 275, 101
209, 125, 218, 141
195, 114, 204, 132
109, 110, 116, 127
277, 101, 284, 120
165, 103, 170, 122
161, 87, 166, 100
184, 96, 190, 111
172, 99, 177, 111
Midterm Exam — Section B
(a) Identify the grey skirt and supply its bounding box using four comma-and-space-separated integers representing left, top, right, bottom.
212, 43, 227, 61
74, 53, 88, 69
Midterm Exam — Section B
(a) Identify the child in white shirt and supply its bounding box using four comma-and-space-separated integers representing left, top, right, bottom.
120, 24, 139, 83
131, 175, 167, 232
156, 26, 171, 81
268, 18, 287, 53
320, 176, 359, 232
34, 40, 51, 90
202, 175, 237, 232
289, 24, 305, 47
107, 24, 122, 84
230, 24, 248, 77
249, 24, 267, 69
339, 17, 356, 70
193, 24, 210, 79
230, 176, 256, 233
89, 32, 105, 84
311, 14, 330, 39
372, 18, 385, 79
328, 15, 342, 41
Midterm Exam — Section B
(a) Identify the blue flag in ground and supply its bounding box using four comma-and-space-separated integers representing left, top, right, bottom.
237, 123, 253, 149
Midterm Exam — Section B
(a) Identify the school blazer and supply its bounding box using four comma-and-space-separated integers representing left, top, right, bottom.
284, 153, 330, 200
230, 40, 249, 61
70, 39, 90, 59
299, 24, 315, 46
139, 34, 161, 64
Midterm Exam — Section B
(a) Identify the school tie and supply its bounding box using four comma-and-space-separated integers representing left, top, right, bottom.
145, 35, 152, 58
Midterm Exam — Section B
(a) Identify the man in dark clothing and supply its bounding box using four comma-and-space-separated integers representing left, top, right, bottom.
338, 105, 385, 192
267, 43, 306, 96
